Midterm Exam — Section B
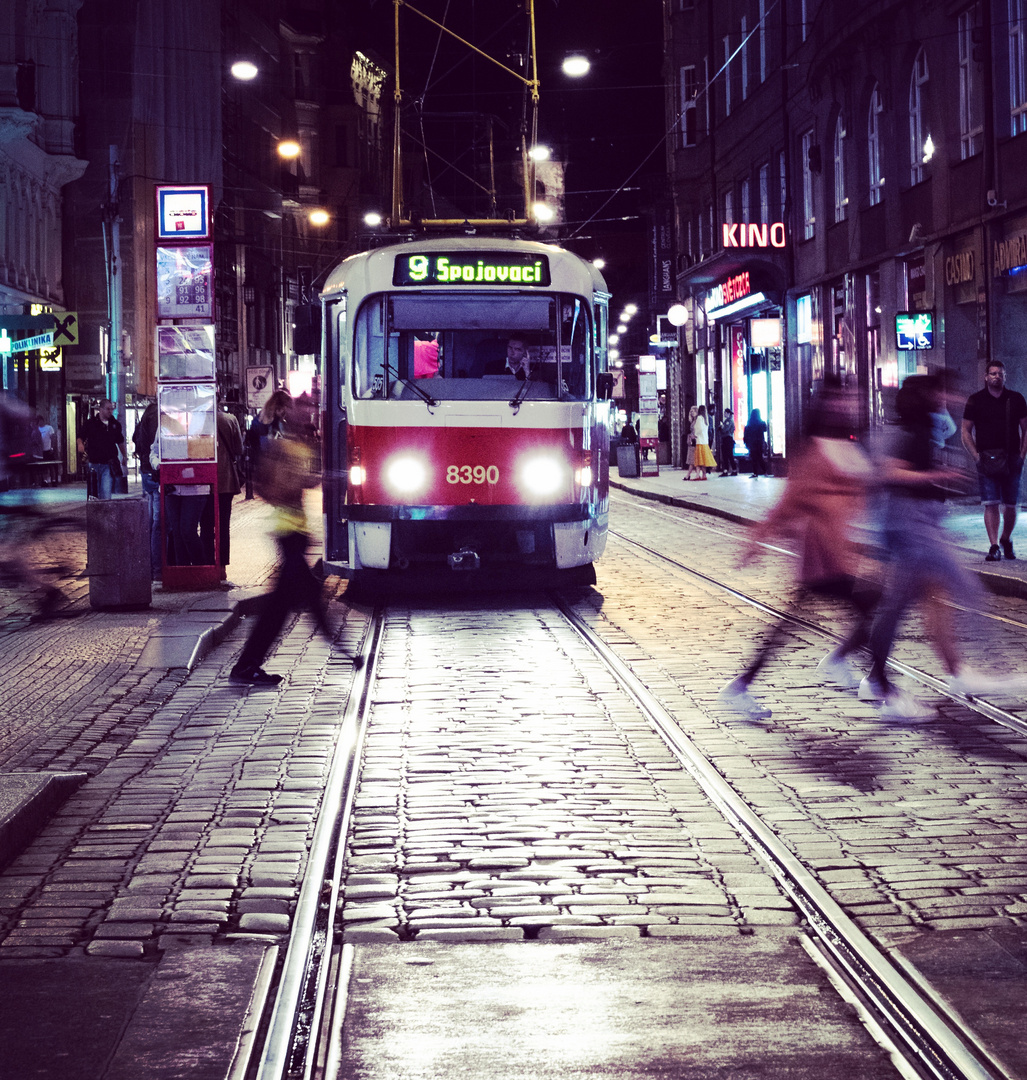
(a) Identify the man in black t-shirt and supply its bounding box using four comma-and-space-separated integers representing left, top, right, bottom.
77, 399, 127, 500
961, 361, 1027, 560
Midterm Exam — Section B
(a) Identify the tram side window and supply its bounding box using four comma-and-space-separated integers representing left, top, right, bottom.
353, 298, 391, 397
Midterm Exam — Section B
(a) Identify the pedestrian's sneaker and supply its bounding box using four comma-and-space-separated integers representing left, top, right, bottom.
857, 675, 887, 701
816, 650, 859, 689
716, 679, 772, 719
1001, 538, 1015, 560
230, 665, 283, 686
947, 668, 1027, 698
986, 544, 1002, 561
879, 689, 933, 722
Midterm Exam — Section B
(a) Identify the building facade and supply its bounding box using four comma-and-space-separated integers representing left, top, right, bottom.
665, 0, 1027, 466
1, 0, 385, 478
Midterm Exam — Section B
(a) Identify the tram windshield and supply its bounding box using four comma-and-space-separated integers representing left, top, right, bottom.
352, 294, 591, 402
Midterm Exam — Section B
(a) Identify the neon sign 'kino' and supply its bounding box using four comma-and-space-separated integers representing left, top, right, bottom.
722, 222, 787, 248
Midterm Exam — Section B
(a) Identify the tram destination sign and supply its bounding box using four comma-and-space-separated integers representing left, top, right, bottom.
394, 252, 551, 287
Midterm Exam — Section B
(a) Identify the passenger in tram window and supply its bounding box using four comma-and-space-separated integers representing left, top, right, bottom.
717, 379, 878, 720
484, 335, 532, 378
413, 334, 440, 379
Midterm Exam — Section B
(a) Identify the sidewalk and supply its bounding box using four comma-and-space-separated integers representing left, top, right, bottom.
609, 464, 1027, 601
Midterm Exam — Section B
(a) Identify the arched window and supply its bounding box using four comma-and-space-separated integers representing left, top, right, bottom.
909, 48, 930, 185
833, 112, 847, 222
868, 85, 884, 205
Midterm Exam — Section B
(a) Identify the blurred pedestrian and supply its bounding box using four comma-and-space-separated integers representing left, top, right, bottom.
202, 406, 244, 582
960, 360, 1027, 561
717, 380, 876, 719
684, 405, 716, 480
744, 408, 768, 478
245, 389, 291, 484
718, 409, 738, 475
77, 399, 126, 500
860, 374, 1026, 720
230, 395, 351, 685
132, 402, 163, 580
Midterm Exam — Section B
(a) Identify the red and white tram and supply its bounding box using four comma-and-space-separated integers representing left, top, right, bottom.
319, 235, 612, 585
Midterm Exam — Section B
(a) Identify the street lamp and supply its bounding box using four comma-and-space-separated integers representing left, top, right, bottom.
363, 211, 383, 227
277, 139, 301, 160
528, 144, 551, 161
308, 209, 330, 227
562, 55, 591, 77
230, 60, 258, 81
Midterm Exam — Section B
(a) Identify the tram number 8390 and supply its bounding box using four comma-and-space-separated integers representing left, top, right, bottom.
447, 465, 500, 484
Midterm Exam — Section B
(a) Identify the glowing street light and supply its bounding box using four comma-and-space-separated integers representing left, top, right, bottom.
624, 303, 638, 316
364, 211, 383, 227
562, 55, 591, 77
667, 303, 689, 326
528, 144, 551, 161
532, 201, 555, 223
309, 209, 330, 227
277, 139, 301, 160
230, 60, 258, 81
592, 257, 606, 270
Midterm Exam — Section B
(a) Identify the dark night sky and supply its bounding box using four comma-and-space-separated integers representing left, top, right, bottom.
351, 0, 666, 308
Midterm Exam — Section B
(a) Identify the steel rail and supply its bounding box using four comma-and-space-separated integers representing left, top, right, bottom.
251, 607, 384, 1080
555, 595, 1009, 1080
609, 528, 1027, 738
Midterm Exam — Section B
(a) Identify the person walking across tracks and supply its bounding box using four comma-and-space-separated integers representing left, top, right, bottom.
717, 380, 877, 719
960, 360, 1027, 561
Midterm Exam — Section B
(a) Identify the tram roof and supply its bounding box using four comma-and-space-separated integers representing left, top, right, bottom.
320, 235, 608, 299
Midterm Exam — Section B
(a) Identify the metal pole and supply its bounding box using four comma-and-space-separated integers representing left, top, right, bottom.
108, 146, 125, 434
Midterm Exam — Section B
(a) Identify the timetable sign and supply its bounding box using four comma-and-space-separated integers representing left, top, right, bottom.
156, 185, 210, 240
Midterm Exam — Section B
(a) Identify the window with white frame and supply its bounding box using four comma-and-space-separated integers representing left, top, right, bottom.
724, 36, 732, 115
759, 0, 768, 83
959, 6, 984, 157
741, 16, 749, 100
724, 188, 734, 229
759, 163, 770, 221
680, 65, 698, 146
1010, 0, 1027, 134
909, 48, 930, 185
833, 112, 847, 222
868, 84, 884, 205
741, 178, 751, 222
801, 130, 815, 239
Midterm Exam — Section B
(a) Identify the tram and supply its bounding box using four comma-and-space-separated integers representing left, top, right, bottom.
319, 234, 612, 585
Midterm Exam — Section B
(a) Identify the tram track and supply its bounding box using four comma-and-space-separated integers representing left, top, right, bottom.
241, 581, 1018, 1080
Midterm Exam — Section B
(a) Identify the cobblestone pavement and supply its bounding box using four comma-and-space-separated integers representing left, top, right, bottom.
0, 493, 369, 958
341, 603, 796, 943
579, 494, 1027, 943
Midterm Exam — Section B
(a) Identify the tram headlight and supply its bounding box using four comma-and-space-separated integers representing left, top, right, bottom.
383, 454, 430, 497
348, 465, 366, 486
519, 454, 567, 499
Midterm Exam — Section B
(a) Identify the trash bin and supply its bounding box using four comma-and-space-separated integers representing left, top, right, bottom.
616, 442, 639, 478
87, 496, 152, 610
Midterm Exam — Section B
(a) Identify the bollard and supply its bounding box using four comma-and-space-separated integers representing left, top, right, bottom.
86, 496, 152, 610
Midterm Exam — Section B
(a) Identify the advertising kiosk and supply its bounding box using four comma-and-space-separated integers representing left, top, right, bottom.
154, 187, 220, 590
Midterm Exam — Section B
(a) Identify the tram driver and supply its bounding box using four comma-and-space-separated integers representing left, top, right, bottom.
484, 335, 532, 379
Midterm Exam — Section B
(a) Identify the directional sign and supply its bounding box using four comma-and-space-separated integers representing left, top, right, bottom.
52, 311, 79, 346
2, 331, 54, 353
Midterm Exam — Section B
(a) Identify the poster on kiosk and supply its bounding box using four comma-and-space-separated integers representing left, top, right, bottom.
155, 322, 220, 589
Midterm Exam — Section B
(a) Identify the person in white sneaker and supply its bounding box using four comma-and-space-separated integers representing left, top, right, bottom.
861, 374, 1022, 721
717, 380, 876, 719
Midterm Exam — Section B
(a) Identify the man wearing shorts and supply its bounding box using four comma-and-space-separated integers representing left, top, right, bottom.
961, 360, 1027, 560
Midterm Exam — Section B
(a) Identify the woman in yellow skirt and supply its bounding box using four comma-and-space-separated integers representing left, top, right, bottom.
685, 405, 717, 480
